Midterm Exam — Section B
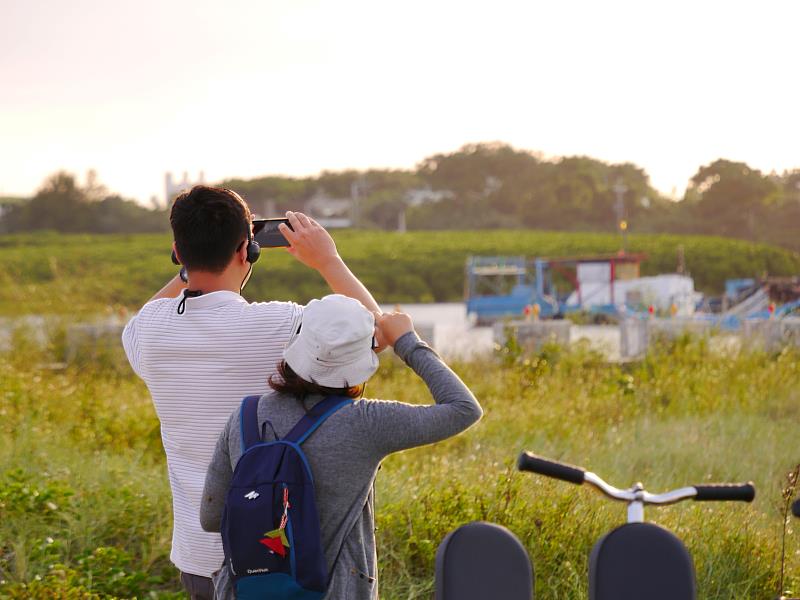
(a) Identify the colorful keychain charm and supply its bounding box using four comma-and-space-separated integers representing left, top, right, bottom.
259, 488, 291, 557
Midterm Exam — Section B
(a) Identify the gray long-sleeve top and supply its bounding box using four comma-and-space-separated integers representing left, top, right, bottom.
200, 331, 482, 599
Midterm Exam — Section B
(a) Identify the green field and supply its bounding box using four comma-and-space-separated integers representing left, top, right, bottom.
1, 335, 799, 599
1, 230, 799, 316
2, 230, 799, 598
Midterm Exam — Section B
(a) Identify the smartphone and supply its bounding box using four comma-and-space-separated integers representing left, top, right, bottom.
252, 218, 293, 248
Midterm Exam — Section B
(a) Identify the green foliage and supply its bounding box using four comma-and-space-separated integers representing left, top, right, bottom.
2, 334, 799, 598
0, 547, 183, 599
682, 159, 784, 241
1, 230, 798, 317
6, 148, 800, 253
413, 144, 667, 233
0, 469, 74, 519
1, 172, 168, 235
221, 175, 311, 213
372, 341, 800, 599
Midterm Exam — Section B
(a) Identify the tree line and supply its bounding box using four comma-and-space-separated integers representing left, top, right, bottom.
0, 171, 168, 235
3, 144, 799, 253
227, 144, 800, 252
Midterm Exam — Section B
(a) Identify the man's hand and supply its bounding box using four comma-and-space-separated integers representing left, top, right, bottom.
374, 311, 414, 348
279, 212, 339, 272
280, 210, 384, 345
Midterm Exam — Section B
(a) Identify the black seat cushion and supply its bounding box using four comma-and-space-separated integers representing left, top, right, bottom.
435, 521, 534, 600
589, 522, 695, 600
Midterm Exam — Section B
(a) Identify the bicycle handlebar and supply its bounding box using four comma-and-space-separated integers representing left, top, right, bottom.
517, 452, 585, 484
693, 483, 755, 502
518, 451, 756, 505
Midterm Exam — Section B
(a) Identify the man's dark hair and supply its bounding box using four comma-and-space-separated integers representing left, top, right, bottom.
170, 186, 252, 272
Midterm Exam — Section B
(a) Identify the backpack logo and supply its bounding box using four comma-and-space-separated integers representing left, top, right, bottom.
244, 491, 260, 500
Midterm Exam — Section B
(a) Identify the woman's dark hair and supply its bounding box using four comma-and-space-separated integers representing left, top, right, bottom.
269, 360, 364, 400
170, 185, 251, 273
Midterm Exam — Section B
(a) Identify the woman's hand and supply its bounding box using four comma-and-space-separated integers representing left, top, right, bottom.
374, 311, 414, 348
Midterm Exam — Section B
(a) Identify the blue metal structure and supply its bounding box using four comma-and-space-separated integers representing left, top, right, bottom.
464, 256, 559, 324
464, 254, 645, 324
747, 298, 800, 320
725, 279, 755, 299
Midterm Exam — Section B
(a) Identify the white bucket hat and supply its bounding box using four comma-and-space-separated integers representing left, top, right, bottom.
283, 294, 380, 387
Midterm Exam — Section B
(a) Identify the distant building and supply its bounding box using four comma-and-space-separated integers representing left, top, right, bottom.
248, 198, 278, 219
165, 171, 205, 205
239, 188, 355, 226
301, 186, 452, 229
404, 187, 453, 207
304, 189, 354, 228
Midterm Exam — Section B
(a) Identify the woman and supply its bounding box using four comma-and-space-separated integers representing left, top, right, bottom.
200, 294, 482, 599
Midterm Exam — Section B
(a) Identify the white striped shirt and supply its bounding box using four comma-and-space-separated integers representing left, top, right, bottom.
121, 290, 303, 577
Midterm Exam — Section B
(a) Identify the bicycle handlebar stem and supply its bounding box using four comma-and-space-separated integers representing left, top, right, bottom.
641, 487, 700, 505
583, 472, 636, 501
584, 473, 698, 505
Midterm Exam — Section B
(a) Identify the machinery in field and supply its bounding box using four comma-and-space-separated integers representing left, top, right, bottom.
721, 277, 800, 319
465, 253, 704, 325
465, 254, 799, 326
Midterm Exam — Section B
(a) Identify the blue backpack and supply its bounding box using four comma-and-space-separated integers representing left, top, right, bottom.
221, 394, 352, 599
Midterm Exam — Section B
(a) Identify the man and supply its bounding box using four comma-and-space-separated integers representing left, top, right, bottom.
121, 186, 381, 599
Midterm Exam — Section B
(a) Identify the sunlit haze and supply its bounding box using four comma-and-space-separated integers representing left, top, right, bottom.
2, 0, 799, 204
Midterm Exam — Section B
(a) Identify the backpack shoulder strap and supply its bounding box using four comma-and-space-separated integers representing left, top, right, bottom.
239, 395, 263, 453
283, 396, 352, 445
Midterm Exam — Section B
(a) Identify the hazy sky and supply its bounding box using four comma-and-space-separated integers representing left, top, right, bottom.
2, 0, 798, 204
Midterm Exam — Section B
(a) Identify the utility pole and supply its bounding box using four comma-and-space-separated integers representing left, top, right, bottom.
676, 244, 686, 275
350, 179, 360, 228
350, 176, 367, 228
613, 178, 628, 253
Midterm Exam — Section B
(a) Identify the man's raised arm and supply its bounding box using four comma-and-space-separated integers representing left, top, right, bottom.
279, 212, 384, 342
147, 274, 186, 303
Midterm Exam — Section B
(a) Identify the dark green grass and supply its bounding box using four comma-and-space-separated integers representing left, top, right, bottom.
1, 230, 798, 316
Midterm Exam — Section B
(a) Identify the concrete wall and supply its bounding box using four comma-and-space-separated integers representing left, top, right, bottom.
414, 323, 435, 348
64, 322, 126, 363
619, 318, 648, 360
0, 316, 126, 364
493, 320, 571, 353
0, 316, 53, 352
619, 316, 800, 359
742, 317, 800, 352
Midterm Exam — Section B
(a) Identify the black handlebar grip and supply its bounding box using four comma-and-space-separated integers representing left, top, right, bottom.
693, 482, 755, 502
792, 498, 800, 518
517, 452, 585, 485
